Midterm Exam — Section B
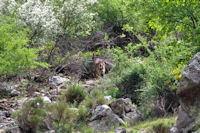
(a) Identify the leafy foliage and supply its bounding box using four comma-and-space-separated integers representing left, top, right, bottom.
0, 15, 43, 76
116, 64, 145, 104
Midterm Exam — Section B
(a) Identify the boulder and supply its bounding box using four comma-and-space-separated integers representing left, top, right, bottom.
89, 105, 124, 132
49, 76, 69, 91
115, 128, 127, 133
42, 96, 51, 103
10, 89, 20, 97
123, 112, 142, 125
109, 98, 143, 125
104, 95, 112, 101
4, 126, 20, 133
171, 52, 200, 133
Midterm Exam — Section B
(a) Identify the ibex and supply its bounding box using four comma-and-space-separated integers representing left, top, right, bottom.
92, 54, 106, 77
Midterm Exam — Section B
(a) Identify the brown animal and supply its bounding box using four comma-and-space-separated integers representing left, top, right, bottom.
92, 54, 106, 77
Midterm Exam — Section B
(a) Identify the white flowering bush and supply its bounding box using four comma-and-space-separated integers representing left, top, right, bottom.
18, 0, 60, 45
0, 0, 97, 45
56, 0, 97, 37
0, 0, 17, 15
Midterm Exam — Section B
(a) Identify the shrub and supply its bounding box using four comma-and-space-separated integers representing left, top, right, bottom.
16, 97, 47, 133
115, 64, 145, 104
47, 102, 77, 133
77, 106, 90, 122
17, 0, 97, 45
0, 15, 44, 77
75, 105, 91, 129
65, 85, 87, 105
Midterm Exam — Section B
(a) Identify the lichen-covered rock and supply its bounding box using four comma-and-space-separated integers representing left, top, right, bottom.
171, 52, 200, 133
89, 105, 124, 132
49, 76, 69, 92
49, 76, 69, 87
109, 98, 143, 125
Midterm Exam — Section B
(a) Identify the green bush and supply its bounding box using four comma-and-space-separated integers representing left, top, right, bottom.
115, 64, 145, 104
0, 15, 46, 77
47, 102, 77, 133
75, 106, 91, 129
65, 85, 87, 105
77, 106, 90, 122
94, 0, 124, 26
139, 58, 176, 101
16, 97, 47, 133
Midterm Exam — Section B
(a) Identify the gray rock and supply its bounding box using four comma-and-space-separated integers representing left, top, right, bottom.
5, 126, 20, 133
104, 95, 112, 101
109, 98, 143, 125
44, 130, 55, 133
49, 76, 69, 87
49, 76, 69, 93
173, 52, 200, 132
0, 111, 6, 122
110, 98, 135, 116
42, 96, 51, 103
32, 92, 40, 97
115, 128, 126, 133
89, 105, 124, 132
10, 89, 20, 97
170, 126, 179, 133
124, 111, 143, 125
90, 105, 113, 121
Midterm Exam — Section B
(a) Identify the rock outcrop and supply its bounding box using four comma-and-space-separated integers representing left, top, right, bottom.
171, 52, 200, 133
89, 98, 143, 132
110, 98, 143, 125
89, 105, 124, 132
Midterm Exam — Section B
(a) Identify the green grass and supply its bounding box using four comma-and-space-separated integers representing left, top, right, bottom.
109, 117, 176, 133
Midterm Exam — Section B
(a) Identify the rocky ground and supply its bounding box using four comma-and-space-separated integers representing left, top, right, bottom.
0, 52, 200, 133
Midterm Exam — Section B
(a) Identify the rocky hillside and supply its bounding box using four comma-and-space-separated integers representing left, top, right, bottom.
0, 0, 200, 133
